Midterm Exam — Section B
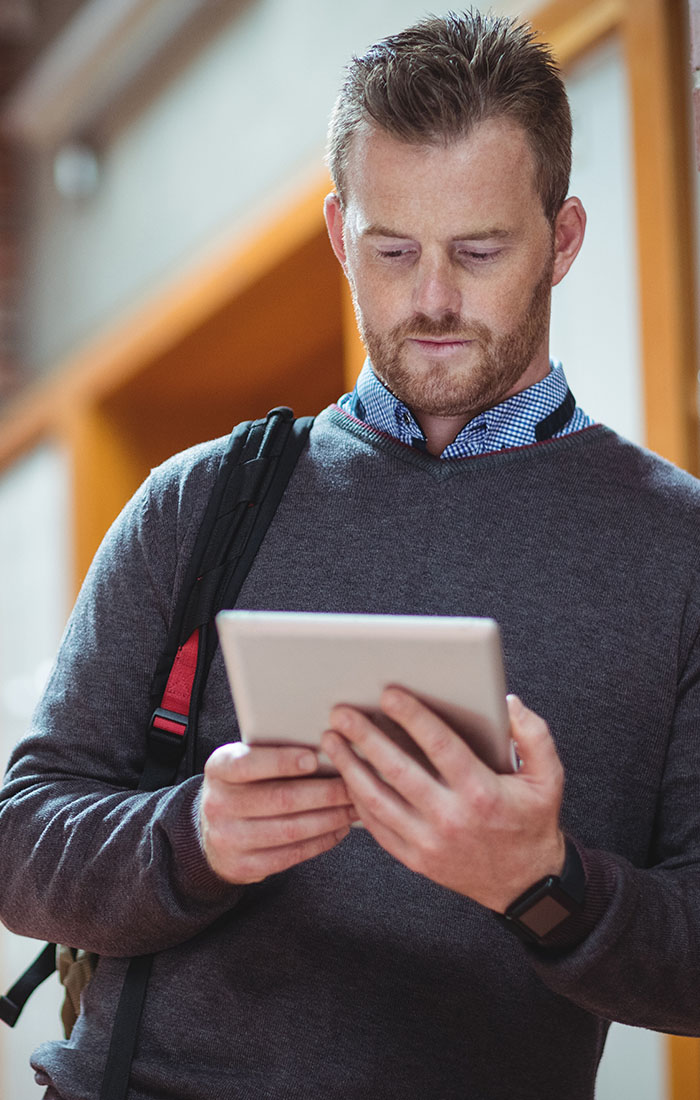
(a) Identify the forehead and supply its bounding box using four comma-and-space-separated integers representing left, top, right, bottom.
342, 119, 544, 232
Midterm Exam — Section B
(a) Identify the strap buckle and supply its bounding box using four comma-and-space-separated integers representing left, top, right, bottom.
147, 707, 189, 766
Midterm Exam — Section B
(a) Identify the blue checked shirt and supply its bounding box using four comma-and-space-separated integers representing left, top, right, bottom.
337, 360, 593, 458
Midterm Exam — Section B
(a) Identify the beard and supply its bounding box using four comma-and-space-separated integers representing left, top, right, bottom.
353, 254, 554, 419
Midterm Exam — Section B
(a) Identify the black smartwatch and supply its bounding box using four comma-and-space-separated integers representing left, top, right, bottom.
497, 837, 586, 945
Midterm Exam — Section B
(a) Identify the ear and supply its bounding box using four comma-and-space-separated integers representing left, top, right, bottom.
551, 197, 586, 287
324, 192, 348, 272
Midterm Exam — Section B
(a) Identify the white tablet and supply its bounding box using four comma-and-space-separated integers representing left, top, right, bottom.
216, 611, 513, 774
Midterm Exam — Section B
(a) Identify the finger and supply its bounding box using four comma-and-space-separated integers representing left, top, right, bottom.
226, 775, 355, 819
225, 803, 358, 850
378, 687, 495, 789
321, 728, 421, 833
325, 709, 431, 812
216, 826, 352, 884
506, 695, 561, 780
345, 794, 415, 867
205, 741, 320, 784
328, 693, 489, 812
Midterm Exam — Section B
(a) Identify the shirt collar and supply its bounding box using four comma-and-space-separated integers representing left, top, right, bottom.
337, 359, 591, 458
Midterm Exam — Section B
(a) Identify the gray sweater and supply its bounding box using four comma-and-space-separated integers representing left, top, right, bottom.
2, 405, 700, 1100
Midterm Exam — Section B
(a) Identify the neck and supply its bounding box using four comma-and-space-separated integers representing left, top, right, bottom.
414, 413, 471, 457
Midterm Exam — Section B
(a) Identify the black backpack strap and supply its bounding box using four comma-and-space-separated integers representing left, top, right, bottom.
0, 942, 57, 1027
99, 407, 313, 1100
141, 407, 313, 790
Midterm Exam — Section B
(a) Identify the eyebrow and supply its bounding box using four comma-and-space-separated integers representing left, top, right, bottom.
362, 223, 513, 242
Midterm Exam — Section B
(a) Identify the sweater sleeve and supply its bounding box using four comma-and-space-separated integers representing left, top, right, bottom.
525, 574, 700, 1035
0, 442, 245, 957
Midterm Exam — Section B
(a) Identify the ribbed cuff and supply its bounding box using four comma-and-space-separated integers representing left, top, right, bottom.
169, 778, 244, 902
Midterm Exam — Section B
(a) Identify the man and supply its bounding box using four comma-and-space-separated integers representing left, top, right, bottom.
1, 10, 700, 1100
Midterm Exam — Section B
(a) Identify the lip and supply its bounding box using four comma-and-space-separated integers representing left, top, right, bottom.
407, 337, 474, 355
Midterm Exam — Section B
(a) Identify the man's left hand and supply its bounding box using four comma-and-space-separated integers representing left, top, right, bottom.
321, 691, 565, 913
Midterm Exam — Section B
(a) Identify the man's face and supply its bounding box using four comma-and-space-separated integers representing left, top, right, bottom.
325, 119, 563, 419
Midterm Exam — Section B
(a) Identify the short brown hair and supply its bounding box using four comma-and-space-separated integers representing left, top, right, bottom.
326, 8, 572, 224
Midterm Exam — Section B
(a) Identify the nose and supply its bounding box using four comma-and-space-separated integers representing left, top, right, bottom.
411, 255, 461, 319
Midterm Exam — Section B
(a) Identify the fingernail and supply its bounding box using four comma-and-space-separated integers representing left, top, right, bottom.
298, 751, 318, 772
322, 730, 338, 753
331, 709, 351, 732
229, 741, 250, 759
382, 688, 401, 709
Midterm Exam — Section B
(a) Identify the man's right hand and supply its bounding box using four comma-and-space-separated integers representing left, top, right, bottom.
199, 742, 357, 884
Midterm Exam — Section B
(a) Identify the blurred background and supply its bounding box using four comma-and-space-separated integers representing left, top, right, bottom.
0, 0, 698, 1095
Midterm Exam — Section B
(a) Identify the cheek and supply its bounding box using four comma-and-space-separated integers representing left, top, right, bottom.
486, 283, 520, 324
351, 270, 407, 330
470, 266, 541, 332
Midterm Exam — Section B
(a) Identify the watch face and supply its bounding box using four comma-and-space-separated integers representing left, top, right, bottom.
519, 894, 573, 938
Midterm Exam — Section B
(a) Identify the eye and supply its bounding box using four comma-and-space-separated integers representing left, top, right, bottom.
457, 249, 501, 265
377, 246, 417, 261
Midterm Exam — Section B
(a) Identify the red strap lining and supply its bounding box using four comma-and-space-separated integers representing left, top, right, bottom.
152, 630, 200, 736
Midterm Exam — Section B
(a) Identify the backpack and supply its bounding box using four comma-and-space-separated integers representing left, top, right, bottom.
0, 406, 314, 1100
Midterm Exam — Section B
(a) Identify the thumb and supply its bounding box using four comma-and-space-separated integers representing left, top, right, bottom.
506, 694, 561, 781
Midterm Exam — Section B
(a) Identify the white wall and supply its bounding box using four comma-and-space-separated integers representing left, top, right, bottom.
0, 445, 70, 1098
551, 35, 644, 444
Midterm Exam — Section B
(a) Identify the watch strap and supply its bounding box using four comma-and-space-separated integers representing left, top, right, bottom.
496, 836, 586, 945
